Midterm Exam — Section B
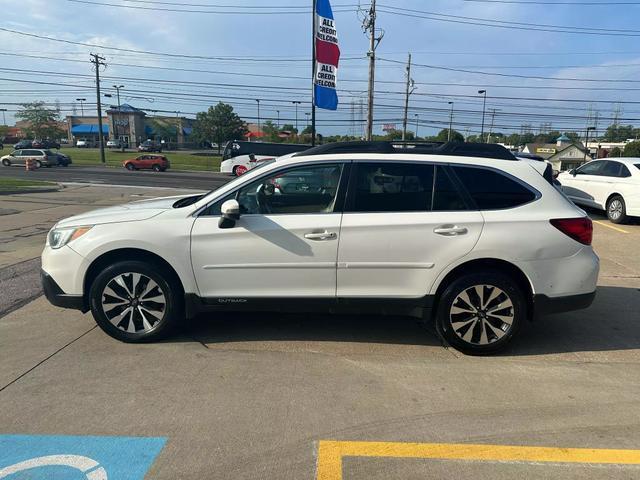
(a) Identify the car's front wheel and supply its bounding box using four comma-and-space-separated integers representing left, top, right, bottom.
1, 158, 10, 167
607, 195, 628, 224
435, 272, 525, 355
152, 164, 162, 172
125, 163, 135, 171
89, 261, 184, 342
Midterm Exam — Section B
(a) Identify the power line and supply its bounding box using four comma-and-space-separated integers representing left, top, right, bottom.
66, 0, 358, 14
377, 5, 640, 36
464, 0, 640, 4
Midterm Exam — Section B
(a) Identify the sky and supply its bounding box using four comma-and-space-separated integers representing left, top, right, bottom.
2, 0, 640, 139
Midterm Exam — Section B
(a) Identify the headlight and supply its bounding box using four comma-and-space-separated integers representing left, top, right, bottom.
47, 226, 93, 249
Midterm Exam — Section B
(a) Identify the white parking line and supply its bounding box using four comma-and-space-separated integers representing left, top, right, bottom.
593, 221, 630, 234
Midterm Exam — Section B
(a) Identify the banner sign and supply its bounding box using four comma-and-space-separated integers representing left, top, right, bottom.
314, 0, 340, 110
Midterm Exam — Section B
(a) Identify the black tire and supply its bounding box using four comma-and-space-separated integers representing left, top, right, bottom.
61, 162, 68, 167
435, 272, 526, 355
1, 159, 10, 167
125, 163, 135, 171
89, 260, 184, 343
606, 195, 628, 224
35, 160, 42, 169
152, 164, 161, 172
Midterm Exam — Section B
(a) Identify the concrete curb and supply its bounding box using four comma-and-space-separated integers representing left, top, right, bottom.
0, 186, 61, 196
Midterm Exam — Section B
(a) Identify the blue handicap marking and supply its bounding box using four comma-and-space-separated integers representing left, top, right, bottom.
0, 434, 166, 479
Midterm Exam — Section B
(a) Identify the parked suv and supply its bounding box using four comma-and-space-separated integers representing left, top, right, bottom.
138, 140, 162, 153
123, 154, 170, 172
1, 149, 59, 168
41, 142, 599, 354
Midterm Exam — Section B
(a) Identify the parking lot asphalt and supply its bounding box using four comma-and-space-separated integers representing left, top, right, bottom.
1, 187, 639, 479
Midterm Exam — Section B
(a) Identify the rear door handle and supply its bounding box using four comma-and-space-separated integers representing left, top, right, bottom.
434, 225, 468, 236
304, 231, 337, 241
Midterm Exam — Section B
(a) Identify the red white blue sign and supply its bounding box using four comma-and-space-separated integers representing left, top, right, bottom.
314, 0, 340, 110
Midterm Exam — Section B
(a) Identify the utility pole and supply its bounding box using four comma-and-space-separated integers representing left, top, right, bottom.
414, 113, 419, 138
305, 112, 310, 128
113, 85, 124, 152
478, 89, 487, 142
364, 0, 380, 141
292, 101, 301, 134
75, 98, 86, 117
402, 53, 414, 141
276, 110, 280, 129
90, 53, 106, 164
584, 126, 595, 162
448, 102, 454, 142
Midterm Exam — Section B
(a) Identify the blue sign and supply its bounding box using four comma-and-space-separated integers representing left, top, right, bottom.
0, 435, 166, 479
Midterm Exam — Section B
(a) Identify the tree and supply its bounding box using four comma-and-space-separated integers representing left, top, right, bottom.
261, 120, 280, 141
0, 125, 8, 141
609, 146, 622, 158
434, 128, 464, 143
623, 141, 640, 157
15, 101, 64, 140
280, 123, 297, 134
604, 124, 635, 142
192, 102, 247, 147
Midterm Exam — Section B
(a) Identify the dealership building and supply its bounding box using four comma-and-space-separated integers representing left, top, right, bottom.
65, 104, 194, 146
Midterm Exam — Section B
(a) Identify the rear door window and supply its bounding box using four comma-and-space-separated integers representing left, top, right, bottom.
433, 166, 468, 211
452, 166, 537, 210
348, 163, 435, 212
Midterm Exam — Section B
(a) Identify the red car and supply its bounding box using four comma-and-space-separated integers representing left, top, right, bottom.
123, 154, 170, 172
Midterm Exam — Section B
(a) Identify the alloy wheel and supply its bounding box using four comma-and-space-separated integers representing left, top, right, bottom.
101, 272, 167, 334
449, 285, 514, 346
608, 199, 623, 220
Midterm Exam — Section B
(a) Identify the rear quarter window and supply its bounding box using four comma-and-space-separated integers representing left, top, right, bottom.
452, 166, 537, 210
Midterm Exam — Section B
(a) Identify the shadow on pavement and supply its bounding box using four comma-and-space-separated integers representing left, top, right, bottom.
177, 286, 640, 356
184, 311, 442, 348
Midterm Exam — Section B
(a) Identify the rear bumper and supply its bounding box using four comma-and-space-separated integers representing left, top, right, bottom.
533, 291, 596, 319
41, 269, 87, 312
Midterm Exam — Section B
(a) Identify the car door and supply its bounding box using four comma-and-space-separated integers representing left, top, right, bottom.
12, 150, 25, 166
562, 160, 604, 207
593, 161, 630, 209
190, 162, 347, 298
337, 162, 484, 299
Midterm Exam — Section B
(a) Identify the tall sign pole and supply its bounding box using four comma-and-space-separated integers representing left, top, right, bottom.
313, 0, 340, 143
312, 0, 317, 146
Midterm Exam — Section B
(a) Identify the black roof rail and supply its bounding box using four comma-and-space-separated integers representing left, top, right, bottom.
295, 141, 517, 160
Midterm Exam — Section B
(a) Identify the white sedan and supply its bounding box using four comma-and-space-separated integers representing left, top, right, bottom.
558, 158, 640, 224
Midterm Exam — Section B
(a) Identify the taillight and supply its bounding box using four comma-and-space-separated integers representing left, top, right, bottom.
550, 217, 593, 245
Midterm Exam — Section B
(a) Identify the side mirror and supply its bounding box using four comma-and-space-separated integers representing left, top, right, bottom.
570, 169, 576, 176
218, 199, 240, 229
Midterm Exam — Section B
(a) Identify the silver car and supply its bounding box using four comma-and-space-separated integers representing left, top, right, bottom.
0, 149, 59, 168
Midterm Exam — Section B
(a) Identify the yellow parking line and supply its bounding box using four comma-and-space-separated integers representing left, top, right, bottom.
316, 440, 640, 480
593, 221, 629, 234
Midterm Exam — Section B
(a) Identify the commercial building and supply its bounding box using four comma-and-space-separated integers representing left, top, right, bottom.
65, 104, 194, 147
522, 134, 589, 172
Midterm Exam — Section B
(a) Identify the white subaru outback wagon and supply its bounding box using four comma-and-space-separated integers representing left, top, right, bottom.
41, 141, 599, 354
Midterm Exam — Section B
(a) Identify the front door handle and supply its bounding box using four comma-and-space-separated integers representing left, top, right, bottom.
434, 225, 468, 236
304, 231, 337, 241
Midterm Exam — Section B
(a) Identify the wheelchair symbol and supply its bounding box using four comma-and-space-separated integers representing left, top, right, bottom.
0, 454, 107, 479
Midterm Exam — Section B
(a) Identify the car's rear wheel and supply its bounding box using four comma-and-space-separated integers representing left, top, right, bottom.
233, 165, 248, 176
1, 159, 10, 167
435, 272, 525, 355
607, 195, 628, 224
89, 261, 183, 343
35, 160, 42, 168
125, 163, 135, 171
152, 164, 162, 172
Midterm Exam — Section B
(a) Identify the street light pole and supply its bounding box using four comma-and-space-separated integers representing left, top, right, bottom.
76, 98, 86, 117
276, 110, 280, 129
0, 108, 6, 126
292, 101, 301, 135
113, 85, 124, 151
414, 113, 419, 139
478, 89, 487, 142
305, 112, 310, 128
584, 126, 596, 162
255, 99, 261, 135
448, 101, 454, 142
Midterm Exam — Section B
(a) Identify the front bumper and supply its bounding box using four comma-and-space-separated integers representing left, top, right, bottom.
533, 291, 596, 319
41, 269, 87, 312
